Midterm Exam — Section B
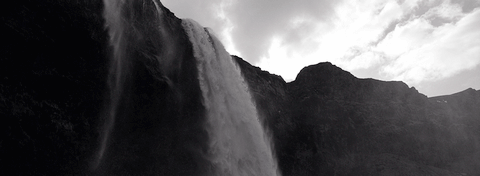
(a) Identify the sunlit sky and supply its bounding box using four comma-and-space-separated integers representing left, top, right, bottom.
162, 0, 480, 97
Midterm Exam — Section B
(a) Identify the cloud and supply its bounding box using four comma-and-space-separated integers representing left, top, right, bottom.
255, 0, 480, 86
161, 0, 222, 28
381, 7, 480, 84
162, 0, 416, 78
161, 0, 243, 56
256, 0, 418, 80
221, 0, 339, 63
375, 18, 435, 59
161, 0, 480, 95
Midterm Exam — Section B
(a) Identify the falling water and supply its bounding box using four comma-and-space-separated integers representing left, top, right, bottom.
97, 0, 279, 174
93, 0, 128, 170
182, 19, 279, 176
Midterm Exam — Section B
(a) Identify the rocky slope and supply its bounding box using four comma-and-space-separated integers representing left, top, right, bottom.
1, 0, 108, 174
1, 1, 208, 175
235, 57, 480, 176
1, 1, 479, 175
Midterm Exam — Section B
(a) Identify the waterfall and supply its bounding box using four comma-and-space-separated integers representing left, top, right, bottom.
182, 19, 279, 176
98, 0, 279, 174
93, 0, 129, 170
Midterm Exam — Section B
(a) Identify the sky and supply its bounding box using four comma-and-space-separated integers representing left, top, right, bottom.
162, 0, 480, 97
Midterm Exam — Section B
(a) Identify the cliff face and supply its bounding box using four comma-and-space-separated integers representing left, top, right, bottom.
2, 1, 480, 175
233, 56, 288, 125
235, 57, 480, 176
1, 1, 208, 175
1, 1, 108, 174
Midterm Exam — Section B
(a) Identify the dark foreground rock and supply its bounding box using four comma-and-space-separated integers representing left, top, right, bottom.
1, 0, 479, 175
1, 0, 108, 174
1, 1, 208, 175
235, 57, 480, 176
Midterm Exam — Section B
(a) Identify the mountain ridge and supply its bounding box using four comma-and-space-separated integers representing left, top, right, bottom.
1, 1, 479, 175
234, 55, 480, 175
241, 57, 476, 98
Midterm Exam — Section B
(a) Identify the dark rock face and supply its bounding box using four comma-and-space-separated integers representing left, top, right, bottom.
235, 57, 480, 176
96, 1, 209, 175
1, 0, 108, 175
2, 1, 479, 176
1, 1, 208, 175
233, 56, 288, 126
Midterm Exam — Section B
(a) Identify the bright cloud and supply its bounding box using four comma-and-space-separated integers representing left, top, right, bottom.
256, 0, 480, 88
258, 0, 417, 80
161, 0, 480, 96
382, 7, 480, 83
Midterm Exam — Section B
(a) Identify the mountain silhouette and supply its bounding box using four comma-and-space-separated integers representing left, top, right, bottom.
1, 0, 479, 175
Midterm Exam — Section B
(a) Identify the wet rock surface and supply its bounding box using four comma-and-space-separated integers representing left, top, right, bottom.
1, 1, 479, 175
236, 57, 480, 176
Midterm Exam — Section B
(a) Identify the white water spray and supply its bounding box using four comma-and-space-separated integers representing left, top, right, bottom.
98, 0, 280, 174
182, 19, 279, 176
93, 0, 128, 170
